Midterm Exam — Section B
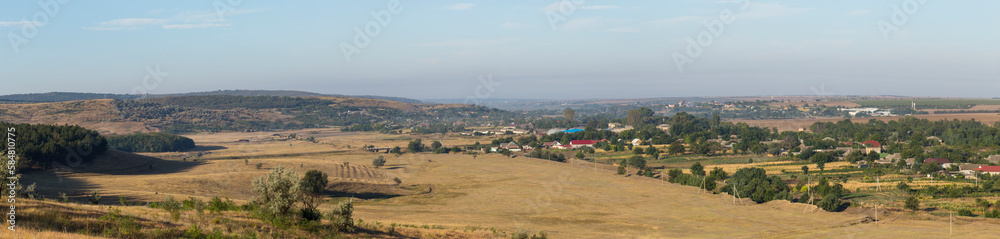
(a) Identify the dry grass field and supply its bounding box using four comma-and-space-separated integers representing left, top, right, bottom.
17, 129, 1000, 238
0, 100, 152, 135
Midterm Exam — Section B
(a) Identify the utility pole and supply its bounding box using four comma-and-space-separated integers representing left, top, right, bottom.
950, 212, 953, 236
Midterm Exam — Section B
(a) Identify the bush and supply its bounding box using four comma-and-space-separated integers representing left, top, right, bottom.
372, 155, 386, 168
252, 166, 301, 217
207, 196, 238, 213
904, 196, 920, 211
818, 194, 840, 212
721, 167, 790, 203
328, 200, 354, 232
690, 162, 705, 177
957, 209, 975, 217
986, 209, 1000, 218
88, 191, 102, 205
896, 182, 911, 192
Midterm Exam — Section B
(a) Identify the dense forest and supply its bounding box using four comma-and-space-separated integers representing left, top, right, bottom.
0, 122, 108, 175
108, 133, 196, 152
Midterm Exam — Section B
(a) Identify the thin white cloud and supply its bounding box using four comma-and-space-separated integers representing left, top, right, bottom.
562, 17, 632, 31
606, 26, 640, 33
581, 5, 621, 10
448, 3, 475, 10
652, 2, 809, 27
737, 2, 811, 19
417, 38, 521, 48
83, 18, 168, 31
0, 21, 42, 27
83, 9, 264, 31
650, 16, 703, 25
163, 23, 231, 29
847, 9, 871, 16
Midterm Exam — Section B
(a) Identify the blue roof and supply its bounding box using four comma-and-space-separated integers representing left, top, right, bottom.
563, 129, 584, 133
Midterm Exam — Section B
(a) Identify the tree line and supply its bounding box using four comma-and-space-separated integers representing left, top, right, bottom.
107, 132, 196, 152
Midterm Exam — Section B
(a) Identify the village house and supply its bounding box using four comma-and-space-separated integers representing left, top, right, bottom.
542, 141, 562, 149
491, 142, 521, 152
959, 164, 986, 176
862, 140, 882, 154
569, 139, 604, 148
974, 165, 1000, 176
924, 158, 952, 167
987, 155, 1000, 165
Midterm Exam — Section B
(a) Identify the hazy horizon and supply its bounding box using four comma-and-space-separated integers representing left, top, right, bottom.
3, 1, 998, 99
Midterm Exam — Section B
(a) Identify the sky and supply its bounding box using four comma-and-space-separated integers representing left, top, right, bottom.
1, 0, 999, 100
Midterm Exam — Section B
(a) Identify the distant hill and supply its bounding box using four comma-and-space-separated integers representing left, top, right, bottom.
0, 90, 423, 104
0, 92, 141, 102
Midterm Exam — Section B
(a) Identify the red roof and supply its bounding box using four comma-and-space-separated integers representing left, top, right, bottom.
924, 158, 951, 165
570, 140, 599, 145
975, 166, 1000, 172
862, 140, 881, 148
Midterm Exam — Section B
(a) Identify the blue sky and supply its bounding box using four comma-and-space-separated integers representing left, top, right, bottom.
2, 0, 998, 100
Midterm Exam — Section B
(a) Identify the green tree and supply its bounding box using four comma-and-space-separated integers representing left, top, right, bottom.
390, 146, 402, 155
299, 170, 328, 220
431, 141, 443, 150
721, 167, 790, 203
690, 162, 705, 176
920, 163, 943, 175
708, 167, 728, 181
563, 108, 576, 124
904, 196, 920, 211
407, 139, 425, 153
801, 165, 809, 175
627, 156, 646, 169
668, 141, 685, 155
818, 194, 840, 212
896, 182, 911, 192
373, 155, 386, 167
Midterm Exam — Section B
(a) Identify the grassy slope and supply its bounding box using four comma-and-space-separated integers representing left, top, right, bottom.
16, 129, 1000, 238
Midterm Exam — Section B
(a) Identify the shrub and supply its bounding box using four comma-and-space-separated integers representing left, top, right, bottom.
207, 196, 238, 213
59, 192, 69, 203
818, 194, 840, 212
904, 196, 920, 211
957, 209, 975, 217
721, 167, 790, 203
373, 155, 386, 167
328, 200, 355, 232
88, 191, 102, 205
896, 182, 911, 192
252, 166, 302, 217
255, 162, 263, 169
690, 162, 705, 176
